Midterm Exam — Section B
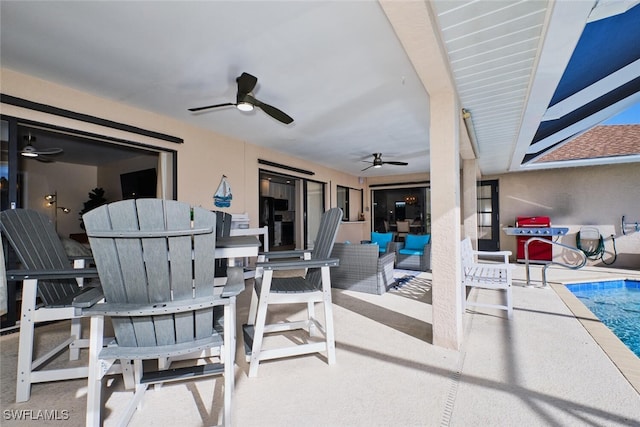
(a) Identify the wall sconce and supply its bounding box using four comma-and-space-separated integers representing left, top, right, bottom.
44, 191, 70, 231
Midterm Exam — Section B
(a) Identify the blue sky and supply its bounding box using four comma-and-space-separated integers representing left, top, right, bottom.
602, 102, 640, 124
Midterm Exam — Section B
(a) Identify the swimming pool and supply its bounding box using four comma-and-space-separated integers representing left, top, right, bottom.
566, 280, 640, 358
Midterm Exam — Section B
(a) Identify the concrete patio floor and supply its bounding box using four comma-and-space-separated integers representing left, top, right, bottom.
1, 263, 639, 426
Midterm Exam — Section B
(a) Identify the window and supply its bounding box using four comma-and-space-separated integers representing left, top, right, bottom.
337, 185, 363, 221
336, 185, 349, 221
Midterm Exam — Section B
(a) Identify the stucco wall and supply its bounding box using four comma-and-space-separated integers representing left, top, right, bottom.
492, 163, 640, 269
1, 68, 368, 243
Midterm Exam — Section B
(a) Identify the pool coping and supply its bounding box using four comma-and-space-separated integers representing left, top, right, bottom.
552, 279, 640, 395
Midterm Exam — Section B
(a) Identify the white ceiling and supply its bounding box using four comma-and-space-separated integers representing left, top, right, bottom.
0, 1, 616, 176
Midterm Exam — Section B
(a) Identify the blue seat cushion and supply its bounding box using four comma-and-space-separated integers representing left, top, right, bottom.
371, 232, 394, 253
404, 234, 430, 251
399, 248, 424, 256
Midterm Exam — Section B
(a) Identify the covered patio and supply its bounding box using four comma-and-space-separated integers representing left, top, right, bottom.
1, 264, 638, 426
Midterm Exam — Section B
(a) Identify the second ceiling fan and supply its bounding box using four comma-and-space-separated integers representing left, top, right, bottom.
361, 153, 408, 171
20, 134, 63, 162
189, 72, 294, 124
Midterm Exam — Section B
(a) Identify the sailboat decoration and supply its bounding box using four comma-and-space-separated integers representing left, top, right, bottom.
214, 175, 232, 208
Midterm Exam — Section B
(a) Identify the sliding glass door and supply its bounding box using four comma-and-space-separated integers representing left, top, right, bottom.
371, 185, 430, 235
259, 170, 325, 251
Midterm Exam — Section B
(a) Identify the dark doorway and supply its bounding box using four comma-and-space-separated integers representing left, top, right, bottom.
477, 179, 500, 251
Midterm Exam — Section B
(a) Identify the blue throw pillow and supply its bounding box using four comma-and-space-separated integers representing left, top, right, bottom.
371, 232, 393, 253
399, 248, 424, 256
405, 234, 430, 251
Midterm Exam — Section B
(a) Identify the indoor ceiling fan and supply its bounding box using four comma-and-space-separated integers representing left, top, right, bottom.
20, 134, 63, 161
188, 72, 294, 124
361, 153, 408, 171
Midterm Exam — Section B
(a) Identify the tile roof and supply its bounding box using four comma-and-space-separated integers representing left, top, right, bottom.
536, 124, 640, 163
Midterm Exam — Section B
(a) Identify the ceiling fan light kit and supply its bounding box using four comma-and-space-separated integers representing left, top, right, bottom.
237, 101, 254, 112
21, 145, 38, 157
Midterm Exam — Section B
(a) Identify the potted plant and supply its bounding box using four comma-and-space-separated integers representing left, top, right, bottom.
78, 188, 107, 230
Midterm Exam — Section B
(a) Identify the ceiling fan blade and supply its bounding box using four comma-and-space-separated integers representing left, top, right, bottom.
361, 164, 374, 171
251, 96, 294, 124
237, 72, 258, 95
37, 147, 63, 155
383, 161, 409, 166
188, 102, 235, 112
21, 144, 63, 156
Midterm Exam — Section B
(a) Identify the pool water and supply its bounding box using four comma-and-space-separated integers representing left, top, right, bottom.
567, 280, 640, 358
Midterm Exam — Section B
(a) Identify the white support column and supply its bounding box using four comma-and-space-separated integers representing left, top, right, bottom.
381, 0, 464, 350
430, 92, 463, 350
462, 158, 479, 248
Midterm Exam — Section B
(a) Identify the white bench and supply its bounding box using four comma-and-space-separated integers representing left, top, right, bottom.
461, 237, 514, 319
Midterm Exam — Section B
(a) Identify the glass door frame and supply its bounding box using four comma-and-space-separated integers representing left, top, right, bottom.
1, 116, 20, 211
477, 179, 500, 251
258, 169, 326, 250
370, 183, 431, 235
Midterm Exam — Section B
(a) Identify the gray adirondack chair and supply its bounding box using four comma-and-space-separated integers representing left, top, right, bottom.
83, 199, 243, 427
243, 207, 342, 377
0, 209, 103, 403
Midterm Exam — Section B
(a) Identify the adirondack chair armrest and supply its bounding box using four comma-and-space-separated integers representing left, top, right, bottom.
221, 266, 245, 297
6, 268, 99, 281
83, 295, 226, 317
259, 249, 312, 260
72, 286, 104, 309
256, 257, 340, 271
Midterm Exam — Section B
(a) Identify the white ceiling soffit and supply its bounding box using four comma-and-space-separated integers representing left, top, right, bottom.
430, 0, 551, 175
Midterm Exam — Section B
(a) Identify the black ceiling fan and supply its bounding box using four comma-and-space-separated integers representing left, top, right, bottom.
361, 153, 408, 171
20, 134, 63, 162
188, 72, 294, 124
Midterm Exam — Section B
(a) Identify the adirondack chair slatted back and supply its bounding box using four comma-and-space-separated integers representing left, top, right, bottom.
215, 211, 232, 237
0, 209, 82, 306
214, 211, 232, 277
84, 199, 218, 348
305, 207, 342, 288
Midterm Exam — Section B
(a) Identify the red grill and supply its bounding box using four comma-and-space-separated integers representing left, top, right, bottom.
516, 216, 551, 262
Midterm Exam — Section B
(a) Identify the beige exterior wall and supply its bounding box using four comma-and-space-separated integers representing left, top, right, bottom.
1, 68, 368, 243
490, 163, 640, 270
